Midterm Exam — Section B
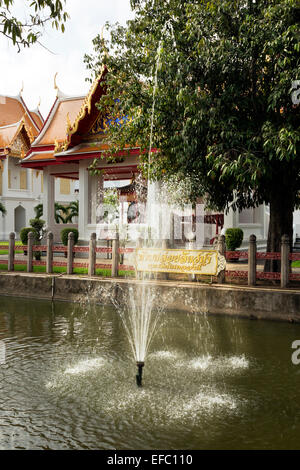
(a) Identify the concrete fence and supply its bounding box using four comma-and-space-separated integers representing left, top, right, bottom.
4, 231, 135, 278
1, 232, 300, 288
220, 233, 300, 288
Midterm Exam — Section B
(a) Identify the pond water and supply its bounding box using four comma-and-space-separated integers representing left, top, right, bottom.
0, 295, 300, 450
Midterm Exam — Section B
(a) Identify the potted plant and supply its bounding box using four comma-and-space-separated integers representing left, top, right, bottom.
20, 227, 39, 256
61, 228, 79, 258
225, 228, 244, 262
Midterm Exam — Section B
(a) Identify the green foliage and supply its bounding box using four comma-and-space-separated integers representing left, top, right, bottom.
225, 228, 244, 251
0, 0, 69, 50
64, 200, 79, 223
85, 0, 299, 251
55, 202, 68, 224
60, 228, 79, 246
0, 202, 6, 216
102, 189, 119, 222
29, 218, 45, 237
34, 203, 43, 219
34, 202, 77, 224
20, 227, 39, 245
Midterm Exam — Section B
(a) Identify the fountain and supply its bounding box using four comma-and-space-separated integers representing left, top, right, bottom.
1, 295, 297, 450
105, 281, 167, 387
136, 361, 144, 387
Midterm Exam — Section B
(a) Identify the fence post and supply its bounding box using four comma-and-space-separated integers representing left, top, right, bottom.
281, 234, 290, 288
8, 232, 15, 272
27, 232, 34, 273
111, 231, 119, 278
67, 232, 74, 275
88, 232, 97, 277
217, 235, 226, 284
248, 234, 257, 286
46, 231, 53, 274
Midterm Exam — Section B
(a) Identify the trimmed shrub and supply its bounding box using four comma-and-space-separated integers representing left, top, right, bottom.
20, 227, 39, 245
225, 228, 244, 251
29, 218, 45, 238
61, 228, 79, 246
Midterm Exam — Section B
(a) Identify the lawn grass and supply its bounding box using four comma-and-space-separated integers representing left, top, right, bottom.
0, 263, 135, 277
0, 241, 24, 255
292, 261, 300, 268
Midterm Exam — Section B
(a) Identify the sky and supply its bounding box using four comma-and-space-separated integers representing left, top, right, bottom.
0, 0, 133, 119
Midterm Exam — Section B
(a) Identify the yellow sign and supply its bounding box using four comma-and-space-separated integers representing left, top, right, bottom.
136, 248, 226, 275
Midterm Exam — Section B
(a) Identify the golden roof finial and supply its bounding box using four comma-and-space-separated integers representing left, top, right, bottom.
37, 97, 41, 108
20, 81, 24, 96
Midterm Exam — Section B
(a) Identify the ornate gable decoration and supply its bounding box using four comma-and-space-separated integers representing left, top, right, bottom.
8, 117, 33, 159
54, 65, 107, 154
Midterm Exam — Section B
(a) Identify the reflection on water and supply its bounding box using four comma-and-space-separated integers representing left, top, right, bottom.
0, 296, 300, 449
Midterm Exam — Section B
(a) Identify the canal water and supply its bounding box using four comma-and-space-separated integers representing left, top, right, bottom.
0, 296, 299, 450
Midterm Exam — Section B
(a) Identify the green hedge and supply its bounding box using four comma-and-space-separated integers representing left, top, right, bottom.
20, 227, 39, 245
61, 228, 79, 246
225, 228, 244, 251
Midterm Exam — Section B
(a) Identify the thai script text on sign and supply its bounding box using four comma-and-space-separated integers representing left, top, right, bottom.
136, 248, 223, 275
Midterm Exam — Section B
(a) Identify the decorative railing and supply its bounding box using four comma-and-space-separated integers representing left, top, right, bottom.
223, 234, 300, 286
1, 232, 299, 288
2, 232, 135, 277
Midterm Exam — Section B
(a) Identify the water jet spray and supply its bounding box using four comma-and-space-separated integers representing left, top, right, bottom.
136, 361, 144, 387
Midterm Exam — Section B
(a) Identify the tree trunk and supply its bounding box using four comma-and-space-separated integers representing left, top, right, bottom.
265, 191, 294, 272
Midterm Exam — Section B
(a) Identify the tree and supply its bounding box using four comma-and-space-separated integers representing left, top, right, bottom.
34, 202, 69, 223
85, 0, 300, 270
34, 203, 43, 219
64, 200, 79, 223
0, 0, 69, 50
54, 202, 68, 224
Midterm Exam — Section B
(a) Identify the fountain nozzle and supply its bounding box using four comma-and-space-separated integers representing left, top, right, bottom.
136, 361, 144, 387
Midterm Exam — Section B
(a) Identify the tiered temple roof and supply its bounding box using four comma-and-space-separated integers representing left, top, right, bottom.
22, 66, 157, 180
0, 93, 44, 159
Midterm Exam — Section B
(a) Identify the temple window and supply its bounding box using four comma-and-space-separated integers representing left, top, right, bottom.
60, 178, 70, 195
20, 170, 28, 190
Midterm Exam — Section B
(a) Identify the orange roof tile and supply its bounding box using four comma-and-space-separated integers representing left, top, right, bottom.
0, 95, 39, 134
0, 123, 20, 148
26, 152, 55, 161
0, 96, 26, 126
33, 97, 84, 147
30, 110, 44, 130
57, 142, 110, 155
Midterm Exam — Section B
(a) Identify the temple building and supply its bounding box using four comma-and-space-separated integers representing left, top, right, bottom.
22, 67, 149, 242
21, 67, 300, 248
0, 91, 78, 240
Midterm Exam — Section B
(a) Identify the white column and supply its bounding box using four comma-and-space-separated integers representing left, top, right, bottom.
90, 172, 103, 225
43, 168, 55, 229
0, 159, 9, 238
79, 161, 89, 240
2, 157, 9, 194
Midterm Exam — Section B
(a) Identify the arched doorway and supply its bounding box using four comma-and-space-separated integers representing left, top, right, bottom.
14, 205, 26, 235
